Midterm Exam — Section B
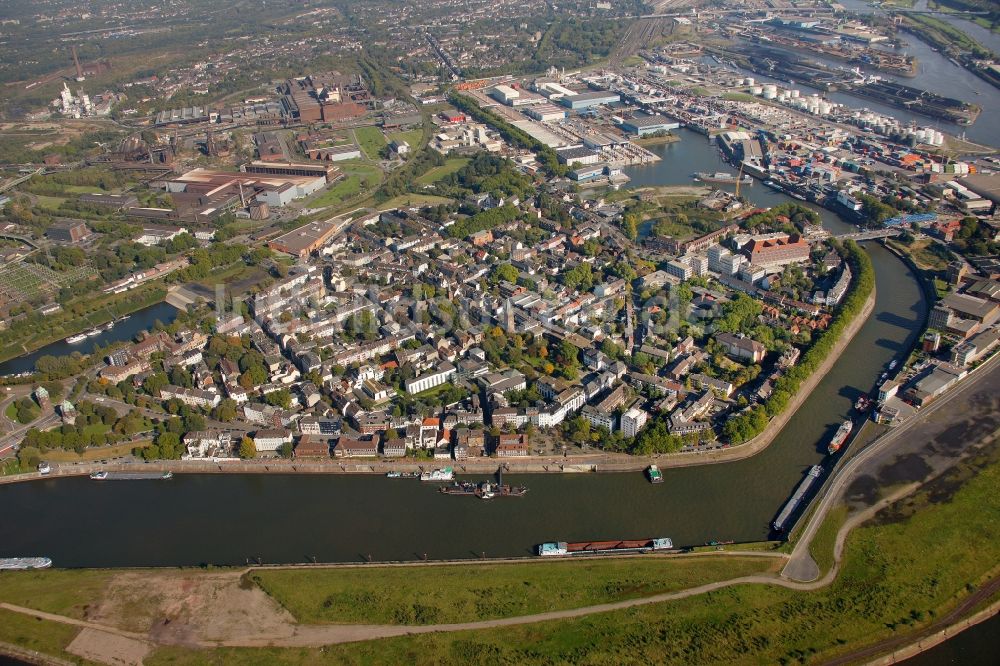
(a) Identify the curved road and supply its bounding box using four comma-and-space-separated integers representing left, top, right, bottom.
782, 351, 1000, 582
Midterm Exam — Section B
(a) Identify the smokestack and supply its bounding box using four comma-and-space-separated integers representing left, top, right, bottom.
71, 46, 84, 81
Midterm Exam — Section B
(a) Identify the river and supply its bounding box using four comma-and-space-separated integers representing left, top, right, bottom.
0, 131, 929, 568
0, 301, 179, 376
831, 0, 1000, 147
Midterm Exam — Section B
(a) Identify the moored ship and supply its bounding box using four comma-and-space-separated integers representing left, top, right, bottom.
439, 479, 528, 498
537, 537, 673, 556
419, 467, 454, 482
827, 420, 854, 454
65, 333, 88, 344
855, 396, 872, 412
0, 557, 52, 570
100, 471, 173, 480
646, 465, 664, 484
692, 171, 752, 184
89, 471, 108, 480
772, 465, 824, 532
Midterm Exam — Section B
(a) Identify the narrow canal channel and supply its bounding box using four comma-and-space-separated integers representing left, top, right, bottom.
0, 134, 928, 568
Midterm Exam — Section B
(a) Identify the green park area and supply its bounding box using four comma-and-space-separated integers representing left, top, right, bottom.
354, 126, 387, 159
304, 161, 383, 209
252, 557, 777, 625
414, 157, 470, 186
388, 129, 424, 150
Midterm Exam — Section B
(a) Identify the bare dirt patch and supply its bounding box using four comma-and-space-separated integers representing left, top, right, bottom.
66, 628, 151, 666
86, 571, 297, 646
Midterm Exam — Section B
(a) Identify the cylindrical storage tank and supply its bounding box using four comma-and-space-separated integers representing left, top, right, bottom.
750, 85, 763, 95
819, 102, 832, 115
744, 77, 755, 86
915, 129, 927, 143
763, 88, 777, 100
933, 131, 944, 146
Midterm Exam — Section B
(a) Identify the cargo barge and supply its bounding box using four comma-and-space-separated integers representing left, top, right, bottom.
772, 465, 824, 532
97, 471, 173, 481
439, 480, 528, 498
537, 537, 673, 556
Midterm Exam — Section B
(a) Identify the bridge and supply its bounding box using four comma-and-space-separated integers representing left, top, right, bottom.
0, 167, 44, 194
833, 229, 902, 242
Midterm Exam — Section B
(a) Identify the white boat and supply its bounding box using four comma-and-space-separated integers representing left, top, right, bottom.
65, 333, 87, 344
85, 328, 102, 337
103, 321, 115, 331
419, 467, 454, 482
37, 462, 51, 475
90, 471, 108, 480
0, 557, 52, 570
888, 359, 898, 371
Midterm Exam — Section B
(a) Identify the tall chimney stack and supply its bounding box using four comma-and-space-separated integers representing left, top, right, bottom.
71, 46, 85, 81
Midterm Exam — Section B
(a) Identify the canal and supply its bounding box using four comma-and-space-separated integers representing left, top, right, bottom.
0, 132, 929, 568
0, 301, 180, 376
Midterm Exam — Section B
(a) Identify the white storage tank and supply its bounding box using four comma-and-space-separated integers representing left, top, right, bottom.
762, 84, 777, 99
750, 85, 763, 95
744, 77, 755, 86
933, 131, 944, 146
790, 89, 801, 99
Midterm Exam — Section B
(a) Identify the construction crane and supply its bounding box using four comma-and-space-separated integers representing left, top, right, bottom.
735, 161, 746, 198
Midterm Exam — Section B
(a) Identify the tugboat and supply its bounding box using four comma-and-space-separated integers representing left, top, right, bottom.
827, 420, 854, 454
646, 465, 664, 484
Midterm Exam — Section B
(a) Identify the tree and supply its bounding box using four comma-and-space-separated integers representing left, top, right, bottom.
17, 446, 41, 470
264, 389, 292, 409
239, 436, 257, 459
490, 263, 519, 285
278, 441, 293, 459
213, 399, 237, 423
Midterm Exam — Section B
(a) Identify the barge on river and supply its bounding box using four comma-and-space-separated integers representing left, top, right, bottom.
439, 480, 528, 499
772, 465, 824, 532
94, 471, 173, 481
537, 537, 673, 556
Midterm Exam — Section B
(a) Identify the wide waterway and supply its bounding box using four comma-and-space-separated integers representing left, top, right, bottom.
0, 301, 179, 376
0, 133, 929, 568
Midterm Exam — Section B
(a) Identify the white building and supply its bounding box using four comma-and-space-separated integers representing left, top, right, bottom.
405, 361, 457, 394
620, 407, 648, 438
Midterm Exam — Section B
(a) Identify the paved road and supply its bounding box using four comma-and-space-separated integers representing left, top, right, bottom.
782, 352, 1000, 582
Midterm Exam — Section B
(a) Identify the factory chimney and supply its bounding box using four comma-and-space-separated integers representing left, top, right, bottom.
71, 46, 85, 81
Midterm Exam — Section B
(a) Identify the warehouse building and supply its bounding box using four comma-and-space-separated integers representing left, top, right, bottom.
269, 216, 350, 259
525, 104, 567, 122
556, 146, 601, 166
559, 91, 621, 110
620, 114, 681, 136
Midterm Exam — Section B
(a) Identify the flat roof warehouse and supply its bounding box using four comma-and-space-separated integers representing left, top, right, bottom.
269, 217, 351, 258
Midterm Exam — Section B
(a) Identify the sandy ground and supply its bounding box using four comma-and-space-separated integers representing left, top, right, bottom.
66, 628, 150, 666
86, 571, 297, 646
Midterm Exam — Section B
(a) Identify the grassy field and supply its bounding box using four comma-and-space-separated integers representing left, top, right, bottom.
808, 503, 849, 576
414, 157, 469, 186
0, 569, 115, 618
354, 126, 387, 160
378, 193, 453, 211
33, 194, 67, 210
388, 129, 424, 150
253, 557, 778, 626
40, 440, 149, 463
306, 161, 382, 209
146, 443, 1000, 665
0, 608, 82, 662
